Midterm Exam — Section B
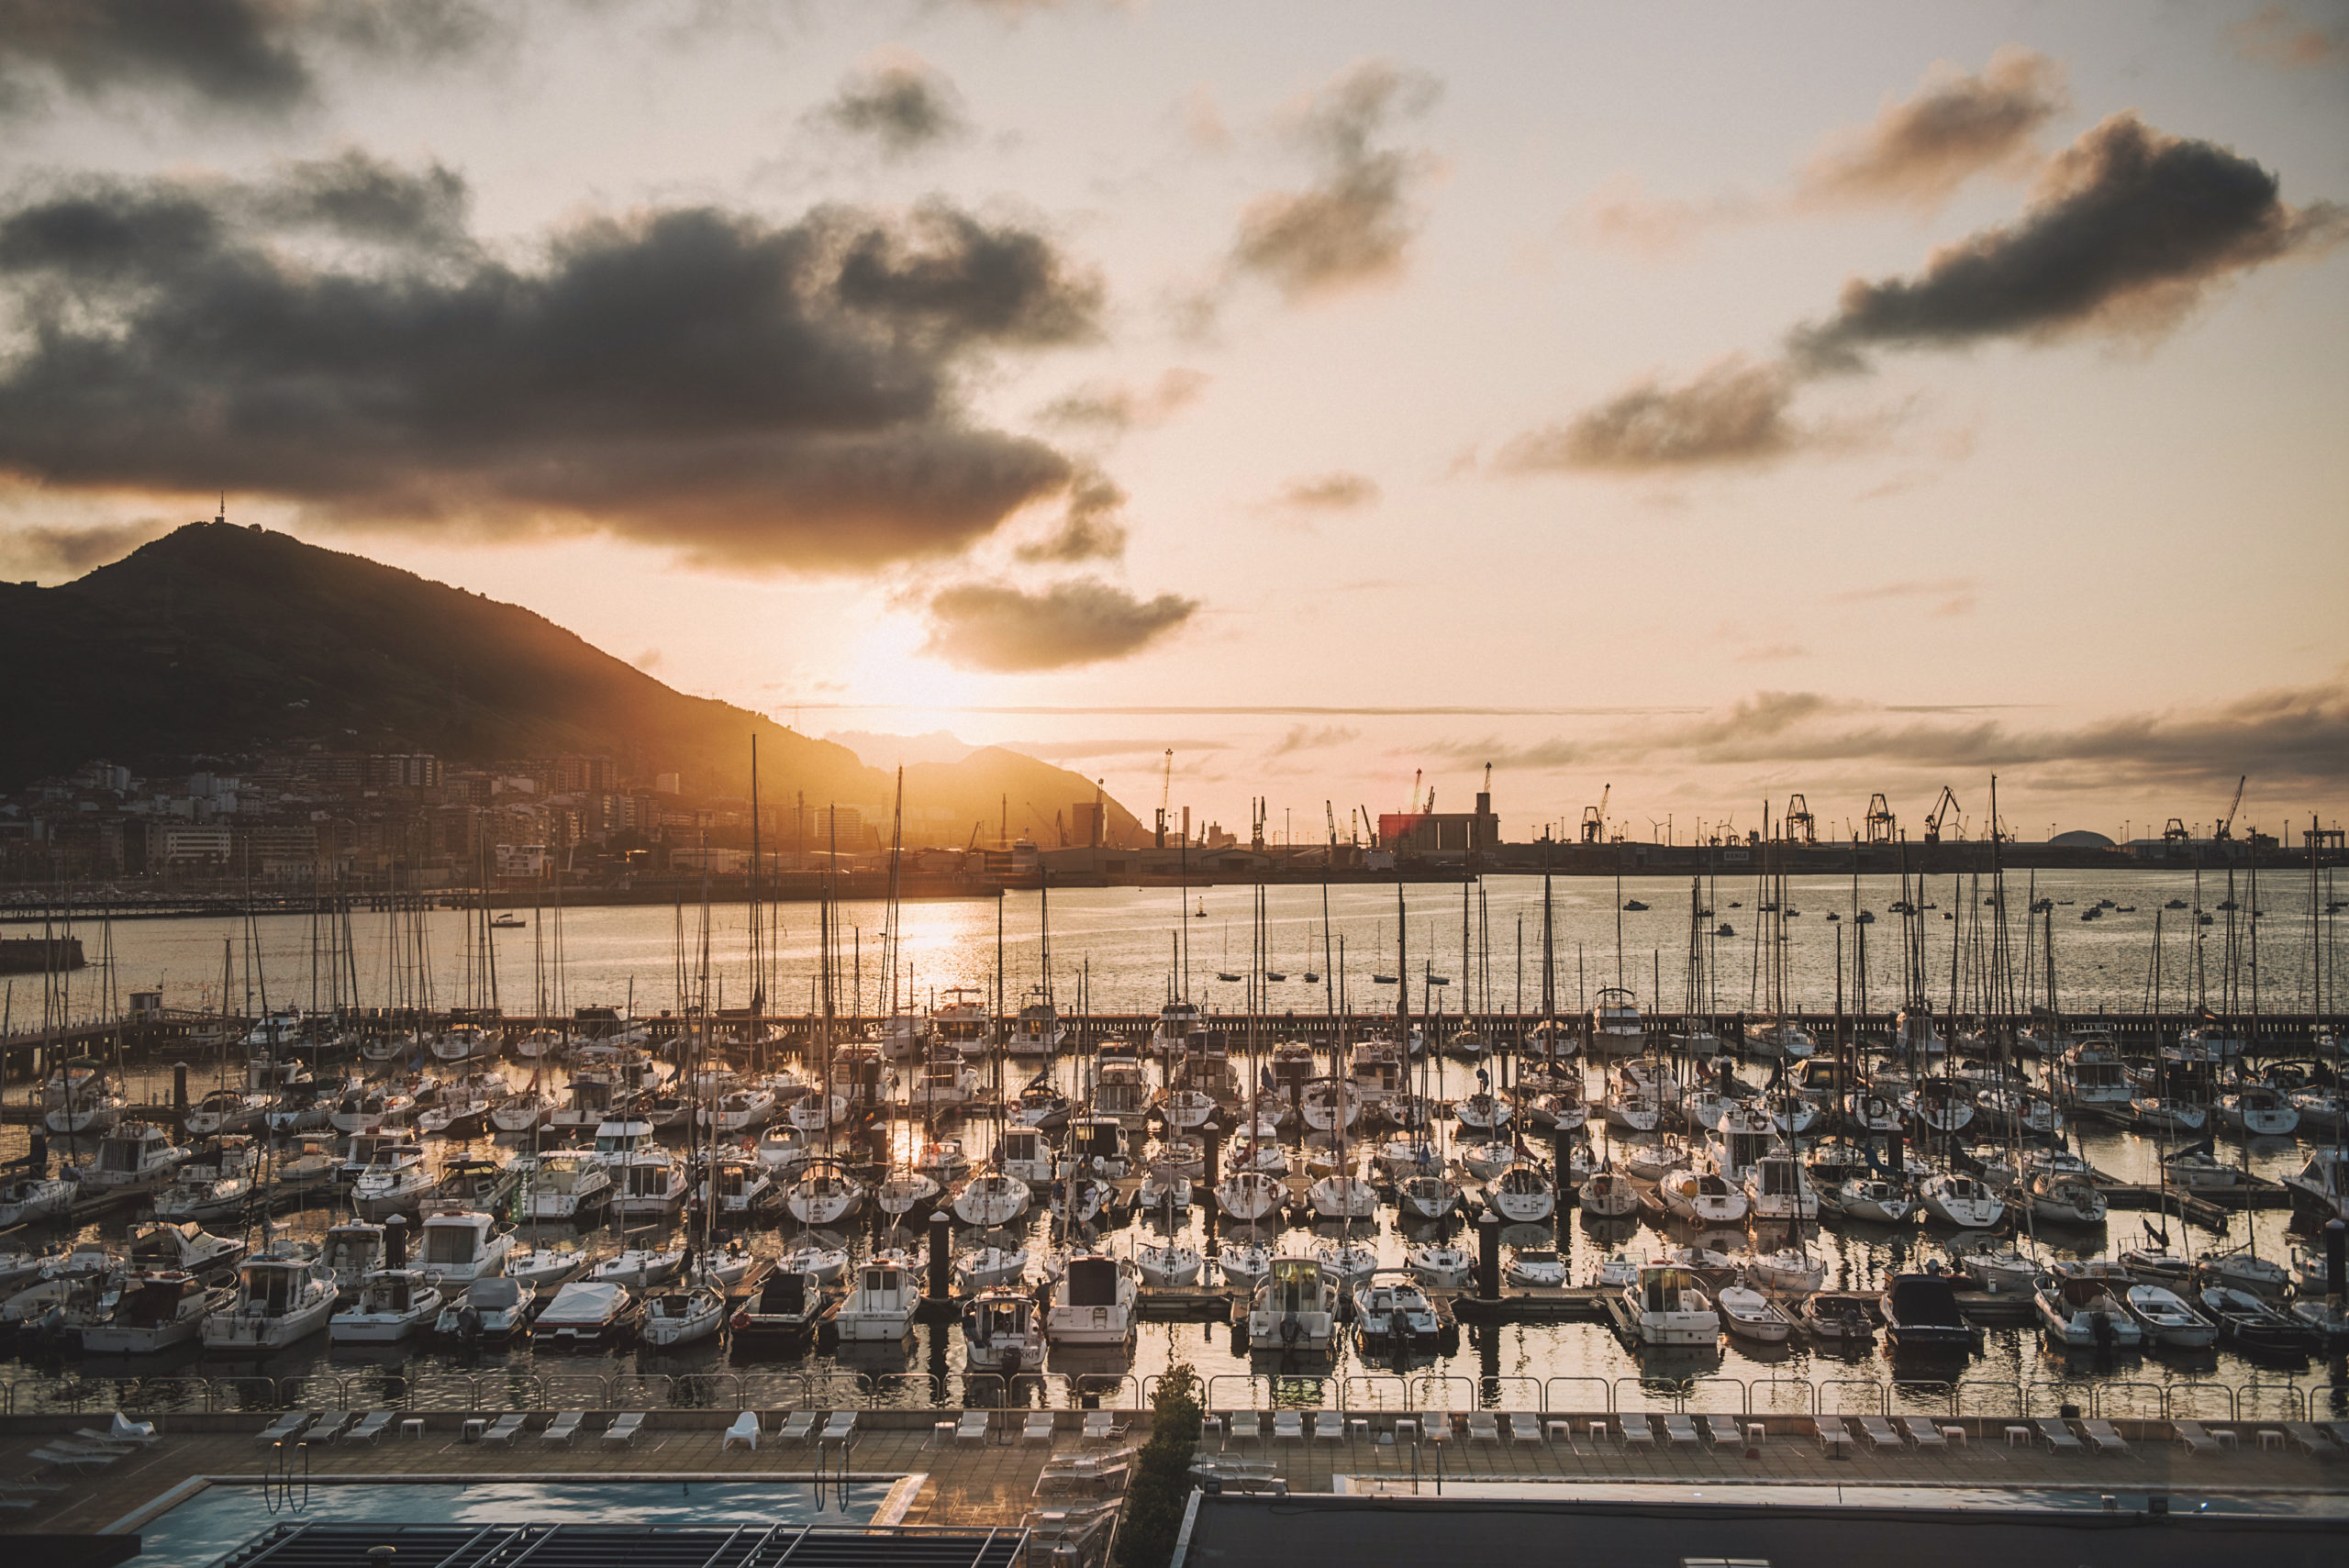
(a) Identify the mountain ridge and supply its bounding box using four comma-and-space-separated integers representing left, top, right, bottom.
0, 522, 1142, 845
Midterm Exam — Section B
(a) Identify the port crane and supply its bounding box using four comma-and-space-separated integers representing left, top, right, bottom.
1922, 785, 1961, 844
1580, 784, 1609, 844
1326, 801, 1340, 846
1865, 793, 1896, 845
2213, 774, 2245, 844
1154, 748, 1172, 848
1785, 794, 1817, 845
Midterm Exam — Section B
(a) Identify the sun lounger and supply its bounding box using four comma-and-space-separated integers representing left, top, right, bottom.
1022, 1411, 1055, 1444
1813, 1416, 1854, 1455
1273, 1410, 1304, 1442
1083, 1411, 1113, 1443
50, 1437, 133, 1457
2327, 1421, 2349, 1449
1226, 1410, 1261, 1448
1620, 1413, 1658, 1448
721, 1411, 761, 1451
819, 1411, 856, 1448
346, 1411, 395, 1445
1314, 1412, 1346, 1442
0, 1478, 68, 1495
603, 1412, 645, 1445
306, 1411, 354, 1444
1706, 1415, 1742, 1447
1664, 1413, 1701, 1449
2035, 1418, 2084, 1454
779, 1411, 818, 1443
2284, 1424, 2339, 1458
257, 1411, 310, 1445
1900, 1417, 1948, 1449
541, 1411, 584, 1446
1859, 1416, 1904, 1451
29, 1448, 115, 1471
481, 1413, 529, 1446
956, 1410, 989, 1444
2171, 1420, 2221, 1457
2081, 1419, 2128, 1454
1467, 1411, 1501, 1443
1508, 1413, 1544, 1444
1423, 1411, 1453, 1443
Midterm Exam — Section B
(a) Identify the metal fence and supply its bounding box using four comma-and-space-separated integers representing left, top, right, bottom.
2, 1371, 2321, 1422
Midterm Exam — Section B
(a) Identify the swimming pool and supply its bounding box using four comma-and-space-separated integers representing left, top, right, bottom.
117, 1479, 909, 1568
1339, 1478, 2349, 1517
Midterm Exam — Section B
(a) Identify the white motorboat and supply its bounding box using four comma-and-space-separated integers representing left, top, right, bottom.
1588, 986, 1646, 1058
952, 1166, 1032, 1228
184, 1086, 272, 1139
2124, 1284, 2217, 1349
153, 1138, 261, 1225
2162, 1149, 2244, 1191
72, 1270, 229, 1353
130, 1219, 245, 1277
1746, 1018, 1817, 1062
329, 1268, 443, 1344
531, 1279, 644, 1349
1717, 1284, 1795, 1343
1045, 1251, 1138, 1346
1604, 1263, 1720, 1347
996, 1127, 1058, 1185
1507, 1250, 1567, 1287
1137, 1239, 1204, 1287
641, 1284, 726, 1349
201, 1243, 339, 1351
698, 1085, 777, 1134
1353, 1275, 1446, 1350
2132, 1097, 2208, 1134
963, 1285, 1042, 1372
591, 1246, 685, 1289
612, 1150, 689, 1218
2196, 1248, 2292, 1300
506, 1243, 590, 1293
1661, 1167, 1747, 1225
754, 1125, 809, 1173
321, 1222, 384, 1299
66, 1122, 189, 1193
437, 1274, 537, 1345
835, 1258, 918, 1340
1486, 1163, 1555, 1222
785, 1092, 850, 1132
489, 1088, 553, 1134
1245, 1255, 1337, 1351
415, 1209, 512, 1285
351, 1142, 433, 1221
521, 1151, 615, 1222
1920, 1173, 2004, 1229
1742, 1153, 1818, 1221
2036, 1273, 2143, 1350
1137, 1162, 1192, 1213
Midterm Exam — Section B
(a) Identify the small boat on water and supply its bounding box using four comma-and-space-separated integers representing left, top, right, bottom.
1137, 1238, 1204, 1288
72, 1270, 230, 1354
1716, 1284, 1794, 1344
531, 1279, 643, 1350
2123, 1284, 2216, 1349
1604, 1263, 1719, 1347
2036, 1273, 2143, 1351
1798, 1291, 1876, 1348
437, 1274, 537, 1345
834, 1259, 918, 1342
1578, 1170, 1639, 1218
200, 1242, 339, 1352
1244, 1255, 1337, 1352
1506, 1250, 1566, 1288
641, 1284, 726, 1350
2199, 1285, 2316, 1358
330, 1268, 443, 1344
1354, 1275, 1446, 1351
962, 1284, 1041, 1373
1405, 1240, 1473, 1288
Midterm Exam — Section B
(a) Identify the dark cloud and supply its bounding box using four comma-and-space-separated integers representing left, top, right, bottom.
1003, 736, 1230, 761
1496, 358, 1803, 473
1014, 469, 1127, 562
0, 517, 173, 574
0, 161, 1108, 573
919, 579, 1197, 671
0, 0, 499, 118
1230, 60, 1440, 302
1268, 471, 1380, 512
1424, 737, 1586, 771
820, 57, 969, 156
1796, 47, 2067, 210
1268, 724, 1361, 756
1035, 368, 1208, 433
1795, 113, 2343, 370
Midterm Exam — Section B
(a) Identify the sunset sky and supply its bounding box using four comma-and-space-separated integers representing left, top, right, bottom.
2, 1, 2343, 845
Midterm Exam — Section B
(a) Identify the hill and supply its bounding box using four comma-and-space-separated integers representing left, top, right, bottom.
0, 521, 1144, 843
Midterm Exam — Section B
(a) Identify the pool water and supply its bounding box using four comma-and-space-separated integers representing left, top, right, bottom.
124, 1480, 899, 1568
1341, 1478, 2349, 1517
